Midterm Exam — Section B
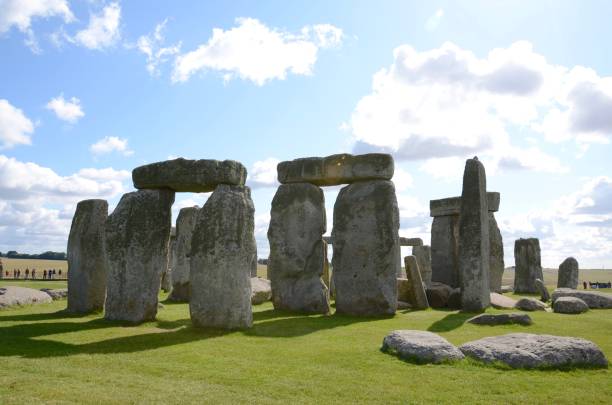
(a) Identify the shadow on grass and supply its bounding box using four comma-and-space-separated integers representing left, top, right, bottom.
427, 312, 474, 332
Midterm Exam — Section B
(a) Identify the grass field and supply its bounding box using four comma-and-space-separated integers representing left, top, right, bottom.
1, 271, 612, 404
1, 258, 67, 279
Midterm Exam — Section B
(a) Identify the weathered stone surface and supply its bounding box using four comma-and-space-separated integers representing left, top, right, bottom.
278, 153, 394, 186
488, 213, 504, 292
552, 288, 612, 309
251, 277, 272, 305
490, 292, 518, 309
426, 282, 453, 308
332, 180, 400, 316
190, 185, 255, 329
431, 215, 460, 288
500, 285, 513, 294
133, 158, 247, 192
67, 199, 108, 313
0, 286, 52, 309
41, 288, 68, 300
105, 190, 174, 323
403, 256, 429, 310
447, 288, 462, 309
322, 240, 330, 289
467, 313, 532, 326
397, 278, 410, 302
557, 257, 579, 289
168, 207, 199, 302
458, 158, 490, 312
553, 296, 589, 314
514, 238, 543, 294
535, 278, 550, 302
412, 245, 432, 288
268, 183, 329, 314
459, 333, 608, 369
381, 330, 465, 364
400, 237, 423, 246
515, 297, 547, 312
397, 301, 411, 310
429, 192, 500, 217
161, 227, 175, 293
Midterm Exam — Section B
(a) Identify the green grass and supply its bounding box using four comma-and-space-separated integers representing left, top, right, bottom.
1, 281, 611, 404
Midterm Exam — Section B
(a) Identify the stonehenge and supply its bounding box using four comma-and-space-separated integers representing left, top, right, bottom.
558, 257, 579, 289
104, 189, 175, 323
161, 227, 176, 293
67, 199, 108, 313
430, 192, 503, 291
267, 183, 330, 314
514, 238, 544, 294
189, 185, 255, 329
411, 245, 432, 288
403, 255, 429, 309
458, 157, 490, 312
168, 207, 199, 302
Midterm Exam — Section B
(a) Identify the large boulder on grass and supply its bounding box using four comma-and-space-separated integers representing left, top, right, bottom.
467, 313, 532, 326
381, 330, 464, 364
0, 286, 52, 309
552, 288, 612, 309
553, 296, 589, 314
515, 297, 547, 312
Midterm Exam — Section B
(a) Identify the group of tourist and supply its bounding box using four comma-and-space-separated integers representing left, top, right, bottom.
583, 281, 612, 289
3, 268, 63, 280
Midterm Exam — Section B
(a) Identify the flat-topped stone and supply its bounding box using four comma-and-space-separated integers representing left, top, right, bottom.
429, 192, 500, 217
399, 237, 423, 246
133, 158, 247, 192
277, 153, 394, 186
553, 296, 589, 314
552, 288, 612, 309
0, 286, 52, 309
467, 313, 532, 326
381, 330, 465, 364
490, 292, 518, 309
515, 297, 547, 312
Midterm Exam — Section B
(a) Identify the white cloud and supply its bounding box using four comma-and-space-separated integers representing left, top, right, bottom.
172, 17, 343, 85
425, 8, 444, 32
45, 94, 84, 123
0, 99, 34, 149
247, 158, 280, 188
0, 0, 74, 42
137, 18, 181, 76
90, 136, 133, 156
346, 41, 612, 174
73, 2, 120, 50
0, 155, 130, 253
392, 166, 413, 191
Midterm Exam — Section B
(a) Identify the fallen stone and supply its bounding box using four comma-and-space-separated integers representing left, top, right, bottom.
426, 282, 453, 308
168, 206, 199, 302
403, 256, 429, 310
552, 288, 612, 309
490, 292, 518, 309
467, 313, 532, 326
267, 183, 329, 314
489, 213, 505, 292
535, 278, 550, 302
412, 245, 432, 288
429, 192, 500, 217
278, 153, 394, 186
399, 237, 423, 246
553, 296, 589, 314
557, 257, 579, 289
132, 158, 247, 192
515, 297, 547, 311
381, 330, 465, 364
105, 189, 175, 323
459, 333, 608, 369
251, 277, 272, 305
332, 180, 400, 316
458, 157, 490, 312
397, 301, 411, 310
67, 199, 108, 313
500, 285, 513, 294
190, 185, 255, 329
40, 288, 68, 300
514, 238, 543, 294
0, 286, 52, 309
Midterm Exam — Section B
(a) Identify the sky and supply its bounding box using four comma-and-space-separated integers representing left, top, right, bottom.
1, 0, 612, 269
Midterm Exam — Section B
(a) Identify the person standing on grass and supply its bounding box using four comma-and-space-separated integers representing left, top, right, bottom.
53, 269, 56, 279
59, 269, 62, 278
25, 268, 29, 279
32, 269, 36, 279
43, 270, 47, 280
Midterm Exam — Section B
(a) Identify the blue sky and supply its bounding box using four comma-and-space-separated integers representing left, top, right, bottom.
1, 0, 612, 268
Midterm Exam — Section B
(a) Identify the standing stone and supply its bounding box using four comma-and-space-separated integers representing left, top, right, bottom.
332, 180, 399, 316
412, 245, 432, 288
67, 199, 108, 313
488, 213, 505, 292
104, 190, 175, 323
268, 183, 329, 314
322, 240, 331, 289
403, 256, 429, 309
558, 257, 579, 289
190, 185, 255, 329
161, 227, 176, 293
514, 238, 543, 294
535, 278, 550, 302
168, 207, 199, 302
431, 215, 460, 288
458, 158, 490, 311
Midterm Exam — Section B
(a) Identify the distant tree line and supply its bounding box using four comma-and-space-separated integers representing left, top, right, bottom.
0, 251, 67, 260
